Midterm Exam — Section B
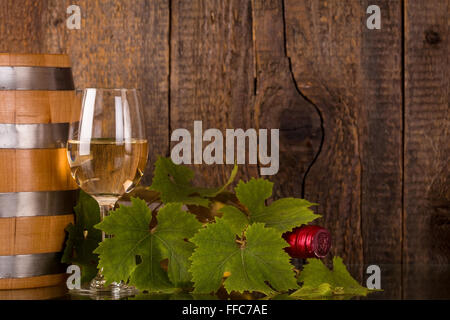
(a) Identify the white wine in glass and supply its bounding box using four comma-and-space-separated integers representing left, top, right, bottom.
67, 138, 148, 203
67, 88, 148, 296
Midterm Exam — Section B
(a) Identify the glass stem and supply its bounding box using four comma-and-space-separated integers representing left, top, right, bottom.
99, 203, 115, 241
89, 199, 130, 294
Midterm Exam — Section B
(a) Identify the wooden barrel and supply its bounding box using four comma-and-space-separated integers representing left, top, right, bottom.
0, 53, 78, 290
0, 285, 68, 300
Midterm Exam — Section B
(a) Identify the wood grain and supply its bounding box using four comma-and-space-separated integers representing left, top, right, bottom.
0, 0, 448, 298
170, 0, 257, 186
403, 0, 449, 299
38, 0, 170, 185
359, 1, 403, 298
0, 149, 78, 192
0, 51, 76, 290
0, 0, 45, 53
285, 0, 364, 274
0, 53, 76, 123
0, 273, 67, 290
252, 0, 322, 199
0, 218, 15, 256
0, 215, 74, 255
284, 0, 403, 298
0, 284, 67, 300
0, 91, 75, 123
0, 53, 71, 67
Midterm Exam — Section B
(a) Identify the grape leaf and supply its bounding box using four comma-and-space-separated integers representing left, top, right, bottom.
289, 283, 333, 299
189, 219, 298, 294
235, 178, 273, 213
149, 157, 237, 207
218, 205, 248, 236
131, 203, 202, 290
292, 257, 369, 299
219, 178, 320, 234
62, 190, 101, 283
93, 198, 150, 285
94, 198, 201, 291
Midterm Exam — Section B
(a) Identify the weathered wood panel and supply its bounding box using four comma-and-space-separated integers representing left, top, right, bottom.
359, 0, 403, 298
0, 0, 171, 184
404, 0, 449, 299
284, 0, 403, 298
285, 0, 365, 274
252, 0, 322, 199
40, 0, 170, 185
0, 0, 448, 299
0, 0, 45, 52
170, 0, 257, 185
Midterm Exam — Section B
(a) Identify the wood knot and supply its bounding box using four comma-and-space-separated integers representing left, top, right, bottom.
425, 29, 441, 45
53, 18, 63, 26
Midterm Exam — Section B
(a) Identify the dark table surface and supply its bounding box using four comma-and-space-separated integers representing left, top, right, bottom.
0, 264, 449, 300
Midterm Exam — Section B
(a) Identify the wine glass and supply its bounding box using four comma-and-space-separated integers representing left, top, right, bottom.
67, 88, 148, 296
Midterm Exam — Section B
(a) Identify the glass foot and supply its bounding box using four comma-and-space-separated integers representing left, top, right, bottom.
69, 273, 138, 300
89, 273, 137, 299
89, 273, 125, 292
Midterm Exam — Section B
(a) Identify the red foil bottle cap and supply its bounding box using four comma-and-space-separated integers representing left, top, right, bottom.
283, 225, 331, 259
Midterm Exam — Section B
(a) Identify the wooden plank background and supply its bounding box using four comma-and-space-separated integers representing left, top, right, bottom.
0, 0, 448, 299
